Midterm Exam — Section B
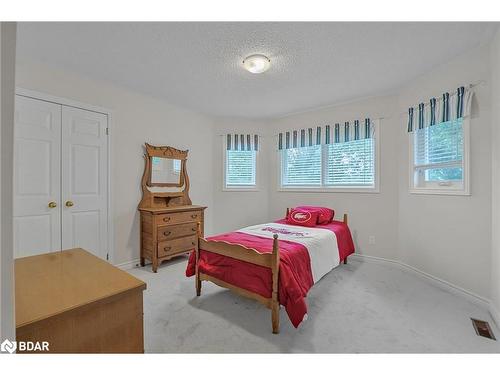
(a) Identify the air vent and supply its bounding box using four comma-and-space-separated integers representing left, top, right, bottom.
471, 318, 496, 340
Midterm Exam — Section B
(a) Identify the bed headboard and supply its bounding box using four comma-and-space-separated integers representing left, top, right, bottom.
285, 208, 348, 224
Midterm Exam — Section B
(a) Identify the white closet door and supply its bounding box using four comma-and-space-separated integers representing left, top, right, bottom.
61, 106, 108, 260
13, 96, 62, 258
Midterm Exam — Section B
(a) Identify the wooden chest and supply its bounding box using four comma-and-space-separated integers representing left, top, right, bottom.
15, 249, 146, 353
139, 205, 206, 272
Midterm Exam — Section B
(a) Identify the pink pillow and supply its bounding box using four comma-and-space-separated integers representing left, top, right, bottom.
286, 209, 319, 227
295, 206, 334, 224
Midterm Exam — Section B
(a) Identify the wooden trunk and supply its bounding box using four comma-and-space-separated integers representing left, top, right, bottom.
15, 249, 147, 353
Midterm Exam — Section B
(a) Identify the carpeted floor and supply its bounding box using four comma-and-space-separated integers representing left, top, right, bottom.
128, 256, 500, 353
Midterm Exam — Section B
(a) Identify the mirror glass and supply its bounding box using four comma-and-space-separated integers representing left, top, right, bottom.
150, 157, 182, 185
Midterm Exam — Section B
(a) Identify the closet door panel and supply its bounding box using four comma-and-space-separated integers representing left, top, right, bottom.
61, 106, 108, 260
13, 96, 62, 258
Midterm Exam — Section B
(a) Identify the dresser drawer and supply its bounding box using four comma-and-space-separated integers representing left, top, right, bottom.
157, 235, 197, 258
157, 222, 198, 241
155, 210, 202, 225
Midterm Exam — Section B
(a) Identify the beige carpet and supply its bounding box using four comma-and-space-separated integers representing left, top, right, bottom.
128, 256, 500, 353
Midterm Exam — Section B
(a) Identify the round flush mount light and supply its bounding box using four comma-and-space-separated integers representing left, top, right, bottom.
242, 54, 271, 74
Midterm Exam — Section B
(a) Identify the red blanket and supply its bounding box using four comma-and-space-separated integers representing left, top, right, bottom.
186, 220, 355, 328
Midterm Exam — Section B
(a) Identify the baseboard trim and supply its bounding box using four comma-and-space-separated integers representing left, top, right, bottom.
350, 254, 490, 309
115, 258, 141, 270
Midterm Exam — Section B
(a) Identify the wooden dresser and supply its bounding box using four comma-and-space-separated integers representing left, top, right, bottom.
15, 248, 146, 353
139, 205, 206, 272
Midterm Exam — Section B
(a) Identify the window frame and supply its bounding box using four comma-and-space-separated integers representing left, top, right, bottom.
222, 141, 259, 192
408, 117, 470, 196
277, 122, 380, 193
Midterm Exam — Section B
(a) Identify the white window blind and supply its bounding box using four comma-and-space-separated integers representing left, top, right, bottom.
281, 145, 322, 186
225, 150, 256, 186
326, 139, 374, 186
414, 119, 463, 182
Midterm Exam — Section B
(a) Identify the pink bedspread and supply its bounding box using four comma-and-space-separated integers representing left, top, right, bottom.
186, 220, 355, 328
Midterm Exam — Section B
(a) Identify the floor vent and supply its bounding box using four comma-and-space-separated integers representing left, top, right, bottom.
471, 318, 496, 340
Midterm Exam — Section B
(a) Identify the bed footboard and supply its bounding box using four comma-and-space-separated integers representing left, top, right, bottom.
195, 231, 280, 334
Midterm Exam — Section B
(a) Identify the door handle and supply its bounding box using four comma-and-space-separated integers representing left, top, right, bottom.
48, 201, 57, 208
65, 201, 74, 207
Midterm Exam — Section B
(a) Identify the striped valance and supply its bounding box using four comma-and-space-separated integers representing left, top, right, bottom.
407, 86, 473, 132
277, 119, 373, 150
226, 134, 259, 151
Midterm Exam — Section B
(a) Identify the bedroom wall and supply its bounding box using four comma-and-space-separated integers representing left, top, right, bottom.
490, 29, 500, 323
267, 94, 400, 261
397, 44, 492, 299
0, 22, 17, 342
15, 61, 216, 266
211, 118, 272, 233
13, 37, 497, 306
264, 44, 493, 300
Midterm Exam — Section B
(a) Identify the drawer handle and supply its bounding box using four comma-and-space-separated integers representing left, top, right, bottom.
191, 228, 197, 232
192, 242, 196, 246
163, 231, 171, 236
191, 214, 198, 219
163, 217, 171, 222
164, 246, 172, 251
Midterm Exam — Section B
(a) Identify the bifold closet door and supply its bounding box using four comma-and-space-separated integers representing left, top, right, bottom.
61, 106, 108, 260
13, 96, 62, 258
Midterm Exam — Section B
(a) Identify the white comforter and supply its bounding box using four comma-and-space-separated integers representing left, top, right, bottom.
237, 223, 340, 283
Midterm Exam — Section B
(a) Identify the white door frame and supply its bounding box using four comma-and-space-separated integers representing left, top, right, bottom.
15, 87, 115, 263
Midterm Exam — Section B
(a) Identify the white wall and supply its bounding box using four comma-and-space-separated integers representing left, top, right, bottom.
0, 22, 17, 341
15, 61, 216, 265
211, 118, 272, 233
397, 45, 492, 299
260, 44, 493, 299
490, 30, 500, 323
14, 35, 497, 307
267, 95, 400, 260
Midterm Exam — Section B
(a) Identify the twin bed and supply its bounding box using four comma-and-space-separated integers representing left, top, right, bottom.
185, 207, 355, 334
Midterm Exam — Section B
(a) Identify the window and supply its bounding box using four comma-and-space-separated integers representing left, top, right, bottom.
280, 129, 378, 191
326, 138, 374, 186
410, 118, 469, 194
224, 149, 257, 189
281, 145, 322, 186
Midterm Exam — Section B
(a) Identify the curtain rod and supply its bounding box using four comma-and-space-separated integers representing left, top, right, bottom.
217, 81, 484, 129
395, 80, 484, 118
218, 118, 386, 138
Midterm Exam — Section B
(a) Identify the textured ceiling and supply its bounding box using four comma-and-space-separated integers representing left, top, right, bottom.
16, 22, 497, 119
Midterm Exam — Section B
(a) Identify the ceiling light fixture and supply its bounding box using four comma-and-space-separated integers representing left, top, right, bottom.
242, 54, 271, 74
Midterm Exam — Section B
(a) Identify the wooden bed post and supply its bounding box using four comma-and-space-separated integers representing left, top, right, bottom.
195, 222, 202, 296
271, 234, 280, 334
343, 213, 348, 264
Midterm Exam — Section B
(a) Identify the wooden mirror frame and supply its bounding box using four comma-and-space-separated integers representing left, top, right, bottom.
139, 143, 192, 208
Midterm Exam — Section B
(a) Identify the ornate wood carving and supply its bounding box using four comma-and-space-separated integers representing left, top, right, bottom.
144, 143, 188, 160
138, 143, 192, 208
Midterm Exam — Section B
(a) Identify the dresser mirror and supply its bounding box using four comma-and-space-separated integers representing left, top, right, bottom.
138, 143, 205, 272
139, 143, 192, 208
150, 156, 183, 186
